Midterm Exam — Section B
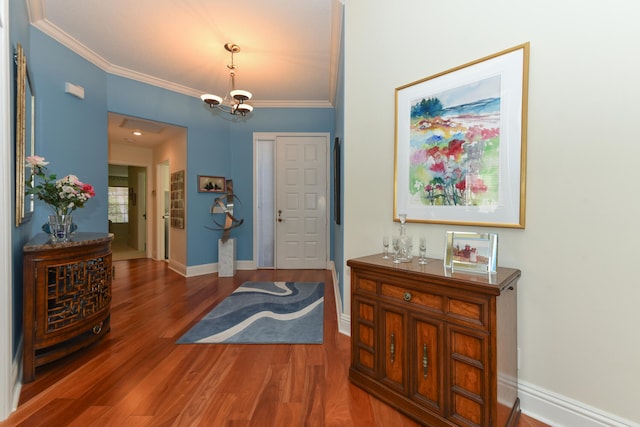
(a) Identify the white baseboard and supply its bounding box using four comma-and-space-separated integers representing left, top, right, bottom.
184, 260, 255, 277
329, 261, 351, 336
168, 259, 188, 276
518, 380, 638, 427
338, 313, 351, 336
185, 262, 215, 277
11, 339, 22, 414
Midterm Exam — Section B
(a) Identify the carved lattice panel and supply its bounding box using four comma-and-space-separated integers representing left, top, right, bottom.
46, 257, 112, 331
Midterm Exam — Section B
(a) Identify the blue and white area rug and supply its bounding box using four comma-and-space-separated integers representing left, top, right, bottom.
177, 281, 324, 344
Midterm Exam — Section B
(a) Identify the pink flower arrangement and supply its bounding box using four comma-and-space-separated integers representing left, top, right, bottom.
25, 155, 95, 215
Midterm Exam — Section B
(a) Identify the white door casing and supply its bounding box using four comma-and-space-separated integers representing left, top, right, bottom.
1, 0, 15, 419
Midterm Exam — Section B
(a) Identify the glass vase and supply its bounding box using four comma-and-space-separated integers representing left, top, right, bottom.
48, 214, 73, 243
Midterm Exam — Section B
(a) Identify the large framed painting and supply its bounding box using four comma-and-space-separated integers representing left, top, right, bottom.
394, 43, 529, 228
15, 43, 35, 226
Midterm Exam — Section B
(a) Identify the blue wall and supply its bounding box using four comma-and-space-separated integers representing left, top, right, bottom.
29, 29, 108, 232
108, 76, 335, 265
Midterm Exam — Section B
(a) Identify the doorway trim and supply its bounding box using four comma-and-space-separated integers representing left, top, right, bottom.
253, 132, 330, 269
156, 160, 170, 261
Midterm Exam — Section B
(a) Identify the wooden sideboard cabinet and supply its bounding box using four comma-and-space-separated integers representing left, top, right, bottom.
22, 232, 114, 382
347, 254, 521, 427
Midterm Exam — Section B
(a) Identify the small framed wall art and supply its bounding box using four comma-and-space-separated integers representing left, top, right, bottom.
170, 170, 185, 229
444, 231, 498, 273
198, 175, 226, 193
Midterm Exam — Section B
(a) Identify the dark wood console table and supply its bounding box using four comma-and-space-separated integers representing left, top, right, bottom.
347, 254, 521, 427
22, 232, 113, 382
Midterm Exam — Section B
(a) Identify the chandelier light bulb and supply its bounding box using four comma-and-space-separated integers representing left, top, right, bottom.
236, 103, 253, 113
201, 94, 222, 106
230, 89, 252, 101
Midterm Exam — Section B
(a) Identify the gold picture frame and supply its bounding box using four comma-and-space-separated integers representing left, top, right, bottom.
15, 43, 35, 226
394, 43, 529, 228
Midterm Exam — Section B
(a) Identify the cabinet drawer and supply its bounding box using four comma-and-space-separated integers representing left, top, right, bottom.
447, 296, 488, 329
381, 283, 444, 314
381, 283, 489, 329
355, 277, 377, 293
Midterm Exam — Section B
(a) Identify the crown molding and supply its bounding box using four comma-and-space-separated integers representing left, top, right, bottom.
251, 99, 333, 108
29, 8, 113, 71
28, 4, 335, 110
26, 0, 43, 22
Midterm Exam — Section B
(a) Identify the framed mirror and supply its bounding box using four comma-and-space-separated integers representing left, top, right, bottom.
15, 43, 35, 226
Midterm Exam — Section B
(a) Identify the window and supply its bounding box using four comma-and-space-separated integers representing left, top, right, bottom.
108, 187, 129, 223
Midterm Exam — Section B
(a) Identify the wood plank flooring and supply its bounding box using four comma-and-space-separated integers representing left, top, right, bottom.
2, 259, 549, 426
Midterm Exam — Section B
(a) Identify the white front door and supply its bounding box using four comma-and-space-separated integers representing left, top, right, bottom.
275, 135, 328, 269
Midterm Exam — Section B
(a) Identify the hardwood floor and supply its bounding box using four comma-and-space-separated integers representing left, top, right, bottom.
2, 259, 549, 426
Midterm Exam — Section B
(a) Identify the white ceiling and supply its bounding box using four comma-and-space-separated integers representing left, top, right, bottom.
27, 0, 343, 146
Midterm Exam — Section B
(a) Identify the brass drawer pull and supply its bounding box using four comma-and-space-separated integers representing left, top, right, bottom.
390, 332, 396, 364
423, 344, 428, 378
92, 322, 103, 335
403, 292, 412, 302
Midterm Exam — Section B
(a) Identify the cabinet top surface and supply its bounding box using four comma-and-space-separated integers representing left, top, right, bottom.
347, 254, 520, 293
24, 232, 114, 252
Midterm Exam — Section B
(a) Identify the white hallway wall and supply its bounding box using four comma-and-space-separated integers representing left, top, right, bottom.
343, 0, 640, 425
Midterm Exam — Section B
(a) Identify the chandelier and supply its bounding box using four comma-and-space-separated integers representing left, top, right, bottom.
201, 43, 254, 117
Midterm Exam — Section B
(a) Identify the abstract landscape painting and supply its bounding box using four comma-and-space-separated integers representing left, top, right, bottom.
408, 75, 501, 208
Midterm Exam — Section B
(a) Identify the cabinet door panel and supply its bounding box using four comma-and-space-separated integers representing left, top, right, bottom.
451, 393, 483, 427
449, 326, 489, 426
381, 305, 406, 392
352, 297, 376, 374
452, 360, 482, 395
412, 316, 443, 414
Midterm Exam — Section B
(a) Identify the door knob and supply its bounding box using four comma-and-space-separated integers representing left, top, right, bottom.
277, 210, 284, 222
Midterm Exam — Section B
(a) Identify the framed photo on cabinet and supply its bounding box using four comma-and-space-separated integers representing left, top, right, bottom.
444, 231, 497, 273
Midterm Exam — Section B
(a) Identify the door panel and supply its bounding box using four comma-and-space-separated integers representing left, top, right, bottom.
381, 305, 406, 393
413, 316, 444, 414
275, 135, 328, 269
